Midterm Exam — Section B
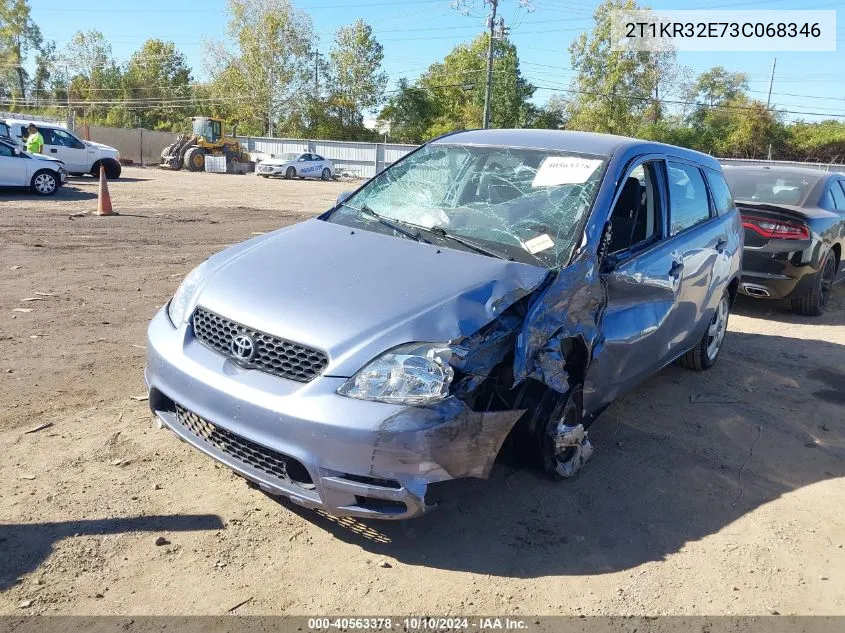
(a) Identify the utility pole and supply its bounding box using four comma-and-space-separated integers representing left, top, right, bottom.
482, 0, 498, 129
268, 68, 274, 137
314, 49, 320, 93
765, 57, 777, 109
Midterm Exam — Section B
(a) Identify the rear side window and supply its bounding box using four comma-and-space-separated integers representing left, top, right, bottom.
668, 161, 712, 235
705, 169, 734, 214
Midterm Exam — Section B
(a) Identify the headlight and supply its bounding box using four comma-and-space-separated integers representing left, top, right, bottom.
337, 343, 454, 405
166, 260, 210, 326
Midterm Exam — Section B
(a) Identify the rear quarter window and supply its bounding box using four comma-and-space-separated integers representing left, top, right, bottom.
705, 169, 734, 214
668, 161, 712, 235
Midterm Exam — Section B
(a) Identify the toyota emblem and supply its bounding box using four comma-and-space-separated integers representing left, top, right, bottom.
230, 333, 256, 362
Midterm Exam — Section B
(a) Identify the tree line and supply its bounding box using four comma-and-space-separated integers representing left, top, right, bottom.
1, 0, 843, 162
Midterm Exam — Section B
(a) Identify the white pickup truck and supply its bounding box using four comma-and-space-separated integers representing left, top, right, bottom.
3, 118, 121, 179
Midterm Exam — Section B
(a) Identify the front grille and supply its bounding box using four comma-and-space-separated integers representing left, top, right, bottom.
175, 404, 314, 488
192, 307, 328, 383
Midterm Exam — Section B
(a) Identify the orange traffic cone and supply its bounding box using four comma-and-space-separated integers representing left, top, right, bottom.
93, 165, 116, 216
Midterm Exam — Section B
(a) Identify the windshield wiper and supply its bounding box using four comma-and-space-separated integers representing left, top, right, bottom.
343, 203, 428, 244
423, 225, 513, 261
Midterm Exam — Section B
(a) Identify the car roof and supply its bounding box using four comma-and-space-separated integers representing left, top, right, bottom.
722, 164, 837, 181
431, 128, 720, 168
3, 118, 63, 129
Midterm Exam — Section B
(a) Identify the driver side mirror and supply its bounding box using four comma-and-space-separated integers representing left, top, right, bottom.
336, 191, 353, 207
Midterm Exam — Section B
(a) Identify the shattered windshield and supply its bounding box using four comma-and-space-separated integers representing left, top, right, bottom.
328, 143, 606, 268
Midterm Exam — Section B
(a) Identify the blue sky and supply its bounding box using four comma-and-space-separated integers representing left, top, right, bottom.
29, 0, 845, 122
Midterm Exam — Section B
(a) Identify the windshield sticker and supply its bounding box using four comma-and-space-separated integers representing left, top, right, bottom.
524, 233, 555, 254
532, 157, 603, 187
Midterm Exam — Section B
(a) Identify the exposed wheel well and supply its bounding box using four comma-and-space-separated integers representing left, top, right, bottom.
728, 277, 740, 305
831, 243, 841, 272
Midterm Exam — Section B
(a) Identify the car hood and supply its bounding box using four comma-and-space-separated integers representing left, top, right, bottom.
194, 219, 548, 377
31, 152, 64, 165
84, 140, 118, 153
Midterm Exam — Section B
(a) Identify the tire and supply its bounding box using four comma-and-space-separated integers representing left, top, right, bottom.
103, 159, 121, 179
285, 166, 295, 180
321, 168, 331, 181
790, 250, 837, 316
184, 147, 206, 172
259, 174, 270, 179
678, 290, 730, 370
31, 170, 59, 196
540, 384, 588, 480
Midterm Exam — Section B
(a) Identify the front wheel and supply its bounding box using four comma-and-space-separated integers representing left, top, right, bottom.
321, 168, 331, 181
285, 166, 296, 179
678, 290, 730, 370
184, 146, 206, 172
790, 251, 836, 316
31, 170, 59, 196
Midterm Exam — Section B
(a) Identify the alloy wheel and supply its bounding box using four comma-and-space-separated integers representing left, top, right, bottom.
706, 296, 729, 361
34, 173, 56, 194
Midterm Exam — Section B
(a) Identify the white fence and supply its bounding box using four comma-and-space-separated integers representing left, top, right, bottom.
238, 136, 418, 179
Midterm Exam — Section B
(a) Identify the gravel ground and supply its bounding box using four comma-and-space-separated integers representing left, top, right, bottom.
1, 167, 843, 616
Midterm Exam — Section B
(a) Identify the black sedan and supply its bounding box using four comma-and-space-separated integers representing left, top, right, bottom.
723, 165, 845, 315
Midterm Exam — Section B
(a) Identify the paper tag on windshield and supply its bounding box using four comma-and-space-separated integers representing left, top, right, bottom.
524, 233, 555, 254
532, 157, 603, 187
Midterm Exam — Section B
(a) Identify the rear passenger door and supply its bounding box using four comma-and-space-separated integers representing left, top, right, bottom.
664, 160, 735, 354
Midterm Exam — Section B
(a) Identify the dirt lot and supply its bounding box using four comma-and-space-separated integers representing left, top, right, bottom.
1, 168, 844, 616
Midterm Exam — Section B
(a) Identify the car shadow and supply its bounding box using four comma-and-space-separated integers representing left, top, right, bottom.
275, 330, 845, 578
733, 290, 845, 326
66, 176, 150, 183
0, 187, 97, 201
0, 514, 223, 591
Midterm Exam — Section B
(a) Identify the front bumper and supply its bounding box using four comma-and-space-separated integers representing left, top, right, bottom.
256, 165, 284, 176
145, 308, 519, 519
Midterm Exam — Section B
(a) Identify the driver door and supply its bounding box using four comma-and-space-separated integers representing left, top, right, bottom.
584, 156, 683, 412
43, 128, 89, 172
0, 143, 27, 185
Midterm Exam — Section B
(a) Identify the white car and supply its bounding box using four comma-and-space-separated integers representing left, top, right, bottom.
0, 139, 67, 195
3, 118, 121, 179
256, 152, 335, 180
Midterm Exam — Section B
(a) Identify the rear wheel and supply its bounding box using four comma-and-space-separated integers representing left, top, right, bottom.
184, 146, 206, 172
321, 168, 331, 181
679, 290, 730, 370
285, 166, 296, 179
31, 170, 58, 196
790, 250, 836, 316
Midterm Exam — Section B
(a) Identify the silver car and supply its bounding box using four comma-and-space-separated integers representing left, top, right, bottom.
256, 152, 334, 180
146, 130, 742, 520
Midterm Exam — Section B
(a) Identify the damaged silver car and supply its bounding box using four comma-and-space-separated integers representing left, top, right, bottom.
145, 129, 742, 519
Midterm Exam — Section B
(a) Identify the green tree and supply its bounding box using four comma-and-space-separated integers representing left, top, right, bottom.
60, 30, 123, 122
567, 0, 677, 135
122, 39, 193, 130
377, 78, 438, 143
327, 19, 388, 129
684, 66, 749, 108
206, 0, 315, 135
420, 33, 534, 135
0, 0, 42, 100
787, 120, 845, 163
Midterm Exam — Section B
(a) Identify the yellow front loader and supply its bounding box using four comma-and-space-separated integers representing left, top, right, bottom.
159, 117, 249, 172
